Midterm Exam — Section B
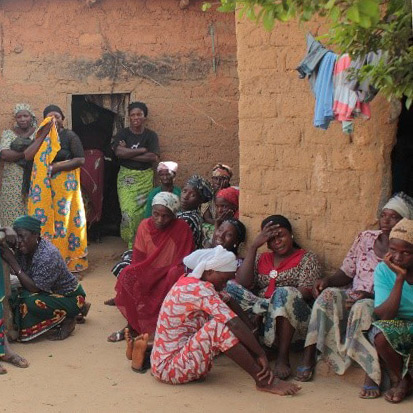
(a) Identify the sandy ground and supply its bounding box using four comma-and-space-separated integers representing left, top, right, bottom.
1, 237, 411, 413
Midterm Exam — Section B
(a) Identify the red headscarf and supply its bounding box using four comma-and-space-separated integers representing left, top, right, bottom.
216, 187, 239, 218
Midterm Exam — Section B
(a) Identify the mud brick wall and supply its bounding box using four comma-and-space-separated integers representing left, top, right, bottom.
0, 0, 239, 185
236, 19, 398, 272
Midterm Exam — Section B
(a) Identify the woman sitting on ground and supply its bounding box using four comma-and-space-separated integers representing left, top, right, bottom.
226, 215, 322, 380
203, 187, 240, 248
369, 218, 413, 404
1, 216, 88, 341
108, 192, 194, 342
146, 246, 301, 396
0, 226, 29, 374
177, 175, 213, 249
144, 161, 181, 219
203, 163, 233, 225
212, 218, 245, 261
295, 193, 413, 399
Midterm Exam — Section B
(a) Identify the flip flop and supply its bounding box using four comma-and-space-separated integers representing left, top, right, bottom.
359, 385, 381, 399
1, 354, 29, 368
107, 329, 125, 342
295, 365, 314, 382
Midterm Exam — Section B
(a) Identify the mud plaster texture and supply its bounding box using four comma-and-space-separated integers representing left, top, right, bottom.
0, 0, 239, 186
235, 18, 398, 273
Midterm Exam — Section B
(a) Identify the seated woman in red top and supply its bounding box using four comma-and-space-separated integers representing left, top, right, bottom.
226, 215, 322, 380
107, 192, 194, 342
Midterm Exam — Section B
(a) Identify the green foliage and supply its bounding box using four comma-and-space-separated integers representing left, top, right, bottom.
203, 0, 413, 106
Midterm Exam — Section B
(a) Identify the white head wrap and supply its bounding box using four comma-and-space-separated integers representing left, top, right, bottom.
14, 103, 37, 127
152, 192, 180, 216
382, 192, 413, 219
183, 245, 237, 279
157, 161, 178, 175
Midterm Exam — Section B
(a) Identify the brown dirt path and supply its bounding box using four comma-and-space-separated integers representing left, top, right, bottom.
0, 237, 411, 412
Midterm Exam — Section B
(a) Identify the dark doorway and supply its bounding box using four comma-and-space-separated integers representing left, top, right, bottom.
391, 99, 413, 197
71, 94, 129, 239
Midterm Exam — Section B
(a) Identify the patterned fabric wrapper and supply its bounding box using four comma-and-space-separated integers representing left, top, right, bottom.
27, 118, 88, 272
305, 288, 381, 383
372, 319, 413, 379
117, 166, 154, 248
10, 284, 86, 342
0, 130, 35, 226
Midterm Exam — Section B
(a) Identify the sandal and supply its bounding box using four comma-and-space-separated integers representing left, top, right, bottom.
295, 365, 314, 382
0, 363, 7, 374
1, 354, 29, 368
104, 298, 116, 306
107, 329, 125, 342
359, 385, 381, 399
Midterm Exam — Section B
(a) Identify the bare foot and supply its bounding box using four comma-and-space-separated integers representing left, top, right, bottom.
104, 298, 116, 306
125, 328, 142, 360
0, 353, 29, 368
273, 358, 291, 380
256, 377, 301, 396
359, 374, 380, 399
384, 374, 413, 403
131, 333, 149, 372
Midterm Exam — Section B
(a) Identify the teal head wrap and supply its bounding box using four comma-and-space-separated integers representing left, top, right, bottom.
13, 215, 42, 234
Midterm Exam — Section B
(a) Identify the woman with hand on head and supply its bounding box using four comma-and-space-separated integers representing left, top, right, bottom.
296, 193, 413, 399
112, 102, 159, 248
1, 216, 88, 341
25, 105, 88, 272
369, 218, 413, 403
149, 246, 301, 396
227, 215, 322, 380
0, 104, 36, 227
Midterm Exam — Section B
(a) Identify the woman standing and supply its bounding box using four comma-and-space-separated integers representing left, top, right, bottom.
0, 104, 36, 227
112, 102, 159, 248
25, 105, 88, 272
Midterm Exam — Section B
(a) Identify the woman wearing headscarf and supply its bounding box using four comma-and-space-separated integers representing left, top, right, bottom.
1, 216, 88, 341
0, 225, 29, 374
144, 161, 180, 218
369, 218, 413, 403
148, 246, 300, 396
296, 192, 413, 398
0, 104, 36, 227
202, 187, 240, 248
24, 105, 88, 272
112, 102, 160, 248
226, 215, 322, 380
108, 192, 194, 342
177, 175, 213, 249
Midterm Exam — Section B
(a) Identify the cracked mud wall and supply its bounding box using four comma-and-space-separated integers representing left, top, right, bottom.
0, 0, 239, 184
235, 18, 398, 272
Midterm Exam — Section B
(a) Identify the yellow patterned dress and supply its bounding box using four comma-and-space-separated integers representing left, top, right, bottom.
27, 118, 88, 272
